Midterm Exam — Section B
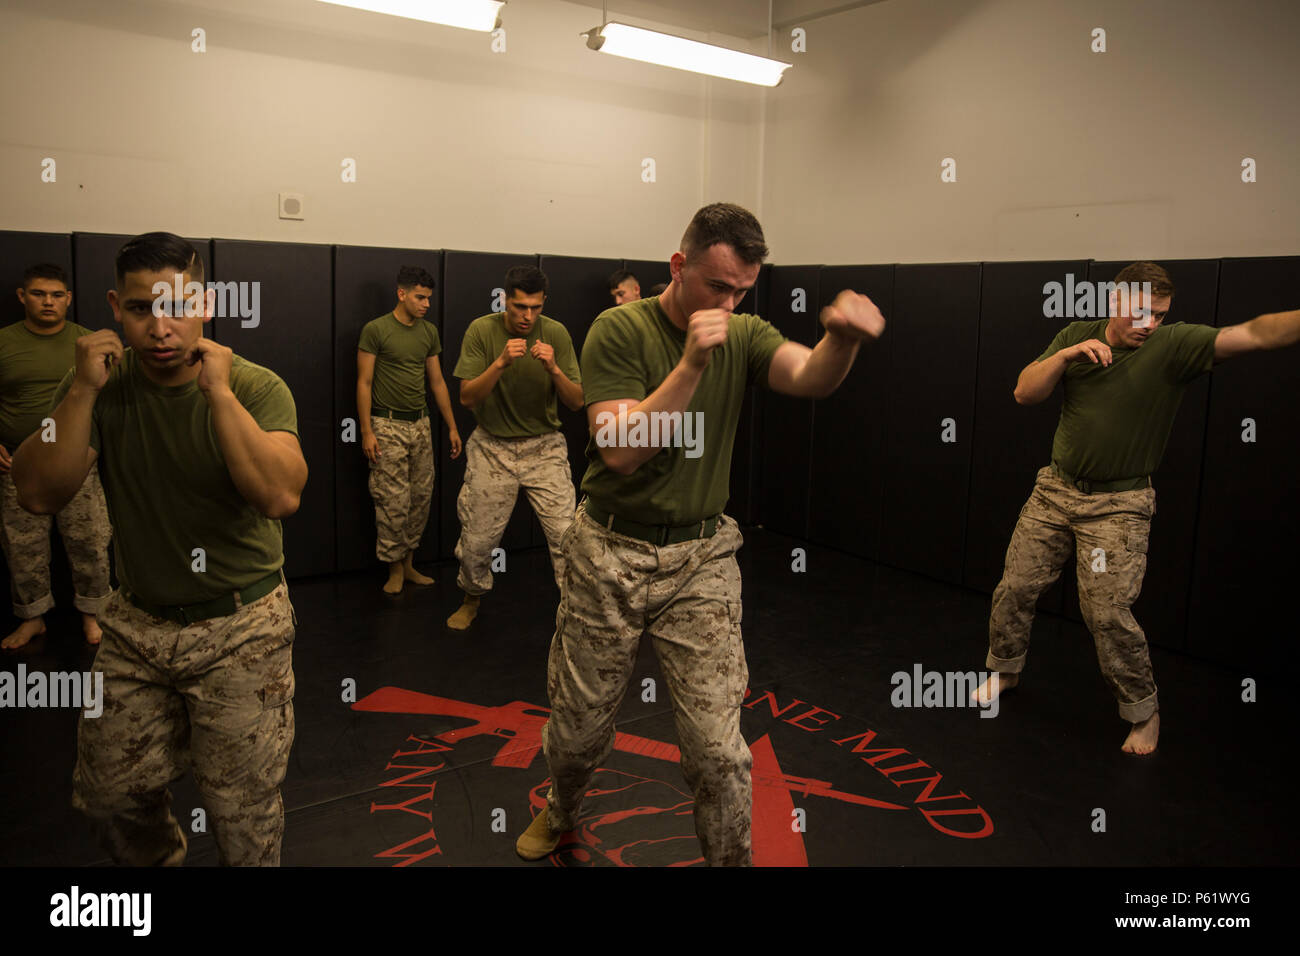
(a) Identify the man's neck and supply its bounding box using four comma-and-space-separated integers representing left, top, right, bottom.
659, 283, 688, 331
393, 308, 415, 326
136, 353, 202, 388
22, 317, 65, 336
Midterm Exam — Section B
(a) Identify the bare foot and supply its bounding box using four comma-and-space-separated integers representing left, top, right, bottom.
2, 617, 46, 651
82, 613, 102, 646
383, 562, 404, 595
402, 556, 434, 586
1122, 712, 1159, 755
970, 671, 1018, 706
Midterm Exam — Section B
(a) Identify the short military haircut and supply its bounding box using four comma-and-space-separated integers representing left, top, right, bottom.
680, 202, 769, 265
115, 232, 204, 288
505, 265, 548, 297
608, 268, 637, 291
397, 266, 437, 291
21, 263, 69, 288
1112, 261, 1174, 300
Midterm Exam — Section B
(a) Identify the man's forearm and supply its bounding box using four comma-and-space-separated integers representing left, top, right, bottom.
206, 388, 307, 518
1247, 309, 1300, 350
551, 368, 584, 411
460, 361, 506, 408
785, 331, 861, 398
600, 361, 705, 475
1015, 352, 1070, 405
12, 383, 97, 513
357, 381, 373, 435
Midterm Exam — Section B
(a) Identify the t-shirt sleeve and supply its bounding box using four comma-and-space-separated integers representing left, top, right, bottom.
50, 368, 100, 453
237, 367, 299, 438
553, 325, 581, 385
357, 321, 381, 355
427, 324, 442, 359
746, 315, 789, 390
581, 313, 646, 404
1166, 322, 1218, 383
1035, 324, 1080, 363
453, 322, 488, 379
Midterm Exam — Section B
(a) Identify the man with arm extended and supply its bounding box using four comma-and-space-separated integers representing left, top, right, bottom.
357, 266, 461, 594
515, 202, 885, 865
12, 232, 308, 865
1, 264, 111, 648
447, 265, 584, 629
973, 261, 1300, 754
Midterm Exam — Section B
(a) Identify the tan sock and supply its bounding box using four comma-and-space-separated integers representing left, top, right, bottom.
446, 593, 481, 630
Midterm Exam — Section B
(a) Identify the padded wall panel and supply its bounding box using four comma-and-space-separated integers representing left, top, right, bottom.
759, 266, 820, 538
211, 240, 334, 578
879, 264, 980, 584
438, 251, 540, 560
333, 246, 444, 573
1187, 256, 1300, 666
806, 265, 894, 560
963, 261, 1090, 614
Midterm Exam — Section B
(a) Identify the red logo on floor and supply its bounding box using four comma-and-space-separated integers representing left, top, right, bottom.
354, 687, 992, 866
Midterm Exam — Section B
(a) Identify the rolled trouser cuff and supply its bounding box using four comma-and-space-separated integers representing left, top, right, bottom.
986, 649, 1026, 674
74, 590, 113, 615
1118, 688, 1158, 723
13, 592, 54, 618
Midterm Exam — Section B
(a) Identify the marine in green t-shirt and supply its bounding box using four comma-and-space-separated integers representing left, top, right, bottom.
11, 232, 308, 867
0, 264, 111, 651
515, 203, 887, 866
446, 265, 584, 630
356, 267, 462, 595
975, 261, 1300, 757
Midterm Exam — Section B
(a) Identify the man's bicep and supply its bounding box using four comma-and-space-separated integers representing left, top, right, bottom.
765, 341, 811, 395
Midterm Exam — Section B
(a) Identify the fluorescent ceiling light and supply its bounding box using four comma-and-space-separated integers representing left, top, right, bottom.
583, 22, 792, 87
315, 0, 504, 32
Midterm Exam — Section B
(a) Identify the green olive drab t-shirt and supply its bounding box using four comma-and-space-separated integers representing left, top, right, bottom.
50, 349, 299, 606
579, 297, 787, 525
453, 313, 580, 438
1037, 319, 1218, 481
0, 321, 92, 451
358, 312, 441, 412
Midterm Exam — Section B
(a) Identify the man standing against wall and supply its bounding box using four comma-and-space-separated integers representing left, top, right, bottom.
447, 265, 583, 630
1, 264, 111, 649
973, 261, 1300, 754
13, 232, 308, 865
357, 267, 462, 595
516, 202, 886, 865
608, 269, 641, 307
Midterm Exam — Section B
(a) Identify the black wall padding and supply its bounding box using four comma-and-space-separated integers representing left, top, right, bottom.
72, 234, 213, 334
759, 266, 821, 538
438, 251, 540, 561
962, 260, 1090, 614
1059, 259, 1220, 651
0, 231, 73, 329
1187, 256, 1300, 666
806, 265, 894, 560
211, 240, 335, 579
332, 246, 444, 573
878, 263, 980, 585
622, 259, 672, 297
537, 254, 622, 511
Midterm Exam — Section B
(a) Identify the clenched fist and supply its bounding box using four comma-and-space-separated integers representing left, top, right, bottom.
820, 290, 886, 342
683, 309, 730, 369
73, 329, 125, 392
187, 337, 235, 393
1065, 339, 1112, 366
498, 338, 528, 368
530, 341, 557, 372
